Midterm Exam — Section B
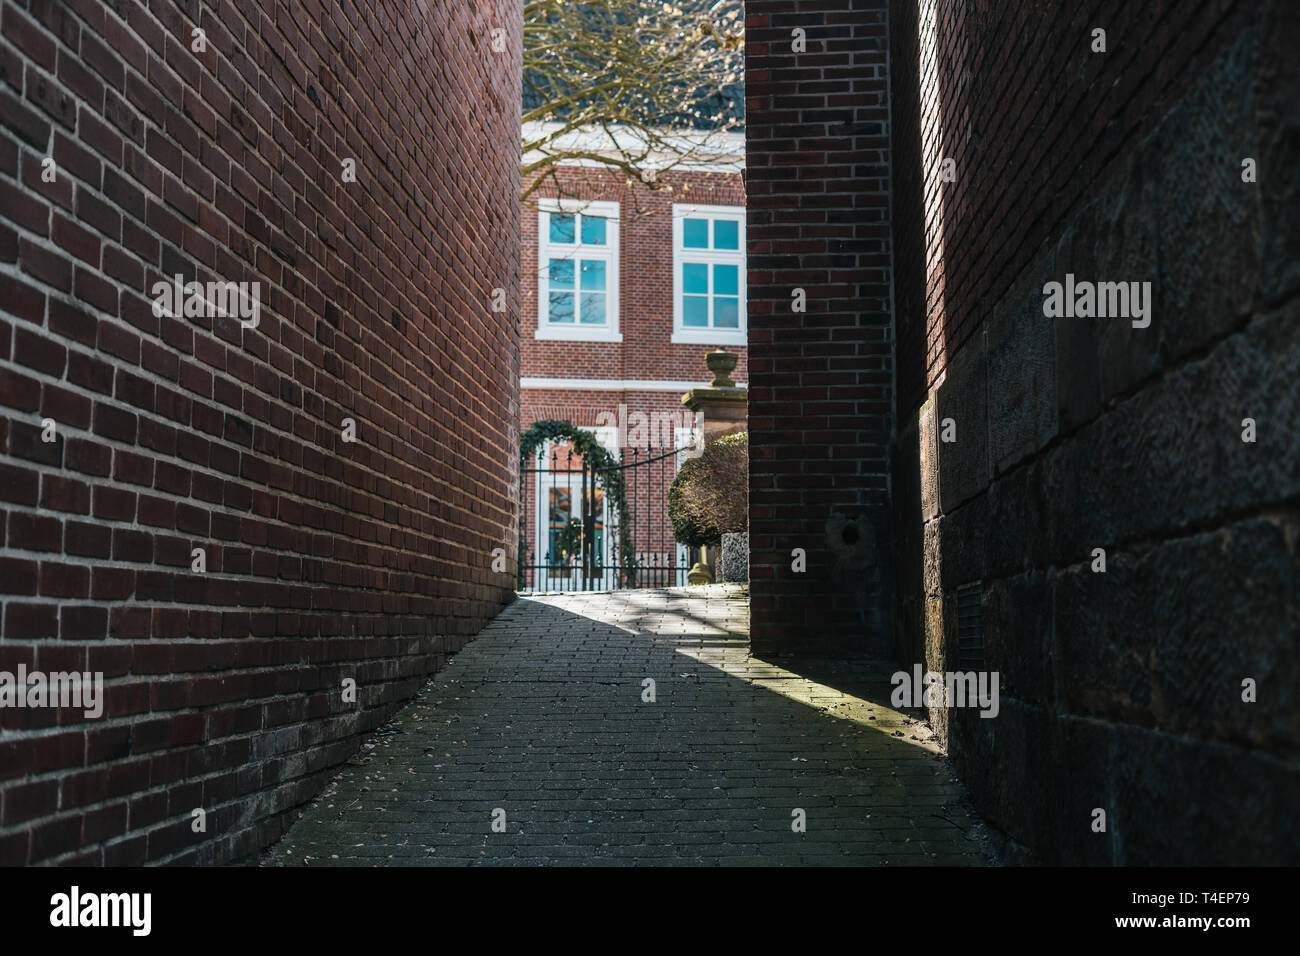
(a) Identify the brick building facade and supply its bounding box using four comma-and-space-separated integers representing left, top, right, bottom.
520, 160, 746, 584
747, 0, 1298, 863
0, 0, 521, 864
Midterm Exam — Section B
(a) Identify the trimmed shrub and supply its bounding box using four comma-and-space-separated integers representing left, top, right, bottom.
669, 432, 748, 547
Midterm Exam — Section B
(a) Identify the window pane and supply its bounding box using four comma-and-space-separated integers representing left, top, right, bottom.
683, 218, 708, 248
579, 259, 605, 291
683, 262, 708, 295
683, 295, 708, 327
549, 258, 574, 289
549, 213, 575, 243
715, 297, 739, 328
713, 219, 739, 250
549, 291, 574, 323
713, 263, 738, 296
580, 215, 606, 245
579, 292, 606, 324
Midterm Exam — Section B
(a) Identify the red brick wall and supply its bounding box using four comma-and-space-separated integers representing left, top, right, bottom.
891, 0, 1256, 415
745, 0, 894, 652
0, 0, 520, 864
522, 165, 748, 385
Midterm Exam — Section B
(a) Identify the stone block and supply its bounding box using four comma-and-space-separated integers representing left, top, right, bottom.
984, 459, 1050, 578
1054, 512, 1300, 753
936, 332, 990, 512
1098, 301, 1300, 542
1100, 27, 1260, 400
719, 532, 749, 583
1088, 149, 1166, 401
1111, 726, 1300, 865
936, 493, 990, 594
1052, 715, 1118, 865
950, 698, 1061, 857
982, 570, 1052, 707
921, 516, 942, 598
918, 395, 939, 521
1040, 417, 1112, 567
1049, 214, 1103, 433
986, 277, 1058, 475
1130, 517, 1298, 748
1053, 552, 1156, 723
1255, 6, 1300, 303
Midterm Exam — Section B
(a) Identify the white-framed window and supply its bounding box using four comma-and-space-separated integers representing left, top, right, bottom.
672, 203, 745, 346
536, 199, 621, 342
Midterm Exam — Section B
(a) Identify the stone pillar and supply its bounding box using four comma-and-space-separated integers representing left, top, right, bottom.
681, 347, 747, 444
679, 349, 748, 586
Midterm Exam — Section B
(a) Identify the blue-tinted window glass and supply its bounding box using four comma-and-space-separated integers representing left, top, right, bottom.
579, 260, 605, 291
713, 219, 739, 250
683, 218, 708, 248
715, 298, 739, 328
579, 293, 606, 324
549, 258, 574, 289
580, 215, 606, 245
549, 292, 575, 323
683, 296, 708, 327
713, 263, 738, 296
549, 213, 575, 243
683, 262, 708, 295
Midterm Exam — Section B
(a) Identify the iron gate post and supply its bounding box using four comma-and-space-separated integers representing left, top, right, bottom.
580, 455, 591, 589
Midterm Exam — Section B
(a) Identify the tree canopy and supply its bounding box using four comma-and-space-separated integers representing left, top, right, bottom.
522, 0, 744, 199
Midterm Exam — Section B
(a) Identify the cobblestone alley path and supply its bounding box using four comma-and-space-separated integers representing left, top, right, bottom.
264, 585, 991, 866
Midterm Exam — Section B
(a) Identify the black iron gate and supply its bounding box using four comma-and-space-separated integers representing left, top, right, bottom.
519, 443, 692, 592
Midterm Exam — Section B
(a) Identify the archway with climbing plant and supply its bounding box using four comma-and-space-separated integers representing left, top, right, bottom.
519, 420, 637, 588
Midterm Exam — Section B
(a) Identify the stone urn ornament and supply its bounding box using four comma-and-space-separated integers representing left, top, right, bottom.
706, 347, 738, 387
687, 543, 714, 585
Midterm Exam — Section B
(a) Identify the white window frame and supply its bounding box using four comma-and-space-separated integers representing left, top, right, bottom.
672, 203, 746, 346
533, 426, 619, 589
536, 199, 622, 343
669, 425, 697, 586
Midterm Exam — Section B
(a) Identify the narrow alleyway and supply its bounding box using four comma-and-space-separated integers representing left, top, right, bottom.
264, 586, 991, 866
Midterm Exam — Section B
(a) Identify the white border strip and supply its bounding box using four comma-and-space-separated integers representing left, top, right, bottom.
521, 377, 747, 392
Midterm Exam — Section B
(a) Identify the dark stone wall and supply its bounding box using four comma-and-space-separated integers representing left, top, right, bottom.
890, 0, 1300, 863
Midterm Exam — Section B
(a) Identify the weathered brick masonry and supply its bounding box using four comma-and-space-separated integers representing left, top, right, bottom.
746, 0, 894, 654
0, 0, 520, 864
889, 0, 1299, 863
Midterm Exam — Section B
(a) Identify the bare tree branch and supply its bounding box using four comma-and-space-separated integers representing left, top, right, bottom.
522, 0, 743, 197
